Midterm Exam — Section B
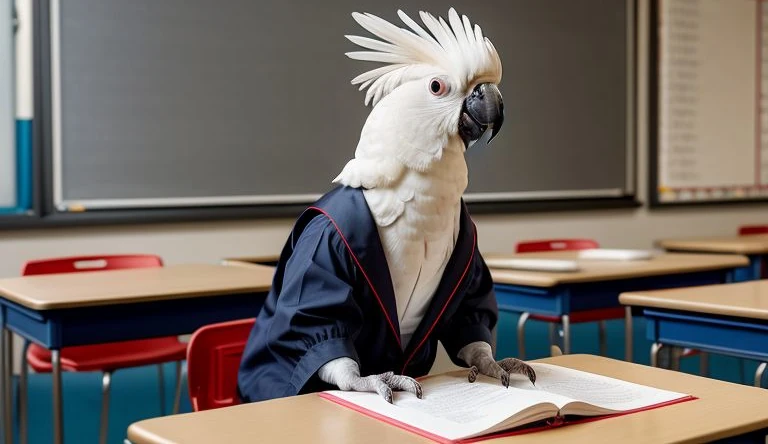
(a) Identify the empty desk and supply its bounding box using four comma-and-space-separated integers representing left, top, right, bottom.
658, 235, 768, 281
620, 280, 768, 386
0, 263, 274, 444
487, 251, 750, 361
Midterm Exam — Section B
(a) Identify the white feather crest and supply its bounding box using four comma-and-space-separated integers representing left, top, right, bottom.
345, 8, 502, 106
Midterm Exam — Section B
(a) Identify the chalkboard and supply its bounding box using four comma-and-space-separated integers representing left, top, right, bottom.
46, 0, 636, 212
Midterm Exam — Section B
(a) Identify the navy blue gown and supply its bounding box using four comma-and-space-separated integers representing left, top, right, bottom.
237, 186, 498, 402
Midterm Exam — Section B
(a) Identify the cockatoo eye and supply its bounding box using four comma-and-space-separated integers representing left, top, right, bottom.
429, 78, 448, 96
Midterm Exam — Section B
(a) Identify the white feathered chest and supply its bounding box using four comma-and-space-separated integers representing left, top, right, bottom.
362, 138, 468, 349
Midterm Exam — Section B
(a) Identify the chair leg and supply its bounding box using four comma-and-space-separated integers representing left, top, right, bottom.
561, 315, 571, 354
698, 352, 709, 377
624, 306, 633, 362
755, 362, 767, 387
547, 323, 557, 348
158, 364, 166, 415
516, 313, 529, 360
172, 361, 182, 415
671, 347, 682, 371
100, 372, 112, 444
19, 340, 30, 444
52, 350, 64, 444
598, 321, 607, 356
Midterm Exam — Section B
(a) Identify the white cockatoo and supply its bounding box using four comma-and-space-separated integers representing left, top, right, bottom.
316, 7, 535, 402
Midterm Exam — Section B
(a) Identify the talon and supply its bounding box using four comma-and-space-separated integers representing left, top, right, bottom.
527, 367, 537, 385
468, 366, 478, 383
501, 372, 510, 388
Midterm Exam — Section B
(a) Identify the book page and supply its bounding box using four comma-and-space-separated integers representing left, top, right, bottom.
528, 363, 689, 415
322, 365, 690, 440
323, 373, 563, 441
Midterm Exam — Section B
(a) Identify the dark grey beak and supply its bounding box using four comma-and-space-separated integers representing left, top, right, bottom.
458, 83, 504, 148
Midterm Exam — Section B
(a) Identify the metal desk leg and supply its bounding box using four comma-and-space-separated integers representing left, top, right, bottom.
650, 342, 662, 367
561, 315, 571, 354
755, 362, 767, 388
52, 350, 64, 444
624, 307, 633, 362
19, 340, 29, 444
3, 329, 13, 444
516, 312, 529, 359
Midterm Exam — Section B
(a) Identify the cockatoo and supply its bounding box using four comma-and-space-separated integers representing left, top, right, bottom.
314, 8, 536, 402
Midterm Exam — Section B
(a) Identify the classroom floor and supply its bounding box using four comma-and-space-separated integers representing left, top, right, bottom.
11, 312, 761, 444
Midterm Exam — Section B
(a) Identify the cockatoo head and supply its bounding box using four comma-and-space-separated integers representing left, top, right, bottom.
346, 8, 504, 171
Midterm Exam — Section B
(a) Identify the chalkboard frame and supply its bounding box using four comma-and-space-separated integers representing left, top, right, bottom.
0, 0, 642, 230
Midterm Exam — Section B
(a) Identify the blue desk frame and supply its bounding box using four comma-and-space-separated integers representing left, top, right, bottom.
495, 267, 746, 362
723, 253, 763, 282
0, 291, 267, 444
643, 308, 768, 386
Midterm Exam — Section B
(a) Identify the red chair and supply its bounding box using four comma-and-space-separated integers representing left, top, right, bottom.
187, 318, 255, 411
514, 239, 626, 358
739, 225, 768, 236
18, 255, 188, 444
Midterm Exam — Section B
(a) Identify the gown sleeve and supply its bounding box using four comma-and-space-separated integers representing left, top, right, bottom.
237, 214, 364, 401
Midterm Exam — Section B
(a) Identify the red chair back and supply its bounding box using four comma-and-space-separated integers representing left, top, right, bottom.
187, 318, 255, 411
515, 239, 599, 253
739, 225, 768, 236
22, 254, 163, 276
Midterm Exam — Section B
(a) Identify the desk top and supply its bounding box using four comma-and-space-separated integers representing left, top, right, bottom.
620, 280, 768, 320
0, 263, 275, 310
657, 234, 768, 254
485, 251, 749, 287
127, 354, 768, 444
221, 254, 281, 266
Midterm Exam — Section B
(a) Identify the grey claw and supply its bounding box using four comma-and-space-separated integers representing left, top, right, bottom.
500, 372, 510, 388
498, 358, 537, 385
468, 366, 479, 383
379, 385, 393, 403
381, 373, 422, 399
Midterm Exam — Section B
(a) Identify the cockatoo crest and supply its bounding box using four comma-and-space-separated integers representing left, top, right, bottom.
346, 8, 502, 107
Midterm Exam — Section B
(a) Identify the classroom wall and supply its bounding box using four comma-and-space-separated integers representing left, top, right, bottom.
0, 0, 765, 371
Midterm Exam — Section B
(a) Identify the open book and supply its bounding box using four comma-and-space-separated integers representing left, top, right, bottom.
319, 363, 693, 443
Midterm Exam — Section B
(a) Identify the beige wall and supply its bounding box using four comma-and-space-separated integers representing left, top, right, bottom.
1, 0, 764, 278
0, 0, 765, 372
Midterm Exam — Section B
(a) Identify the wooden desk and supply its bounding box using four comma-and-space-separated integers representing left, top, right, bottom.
221, 254, 281, 267
620, 280, 768, 384
657, 235, 768, 280
485, 251, 749, 360
0, 263, 274, 444
127, 354, 768, 444
486, 251, 750, 287
0, 263, 274, 310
